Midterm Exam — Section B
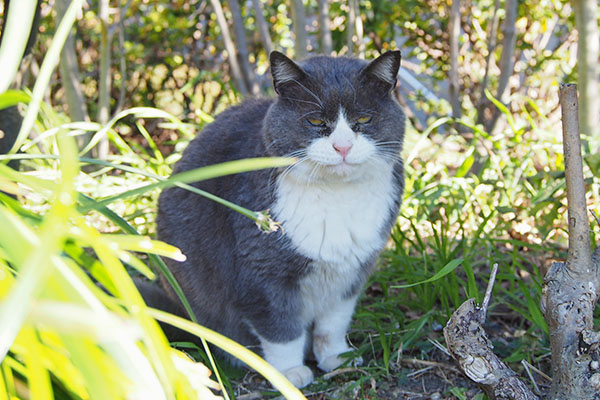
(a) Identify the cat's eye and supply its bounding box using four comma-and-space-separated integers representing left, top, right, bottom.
357, 116, 372, 124
308, 118, 326, 127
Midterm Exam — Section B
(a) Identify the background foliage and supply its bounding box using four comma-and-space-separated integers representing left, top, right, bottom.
1, 0, 599, 399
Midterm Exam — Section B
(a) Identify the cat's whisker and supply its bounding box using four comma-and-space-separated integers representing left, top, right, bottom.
289, 79, 324, 108
306, 163, 322, 184
342, 75, 357, 106
280, 96, 322, 108
297, 110, 322, 121
278, 156, 311, 183
375, 140, 403, 146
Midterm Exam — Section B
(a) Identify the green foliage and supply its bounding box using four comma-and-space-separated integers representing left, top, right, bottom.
0, 87, 304, 399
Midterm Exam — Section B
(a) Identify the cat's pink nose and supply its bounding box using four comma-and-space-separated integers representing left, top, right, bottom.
333, 143, 352, 160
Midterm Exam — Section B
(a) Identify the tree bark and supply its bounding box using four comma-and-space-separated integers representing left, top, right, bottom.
444, 264, 539, 399
317, 0, 332, 55
572, 0, 599, 152
290, 0, 308, 59
97, 0, 111, 159
448, 0, 461, 121
209, 0, 249, 96
228, 0, 260, 96
444, 299, 539, 399
540, 83, 600, 399
485, 0, 517, 133
251, 0, 274, 55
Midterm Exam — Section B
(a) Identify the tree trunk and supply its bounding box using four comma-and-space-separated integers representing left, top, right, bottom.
251, 0, 274, 55
485, 0, 517, 133
317, 0, 332, 55
540, 83, 600, 400
354, 0, 364, 58
475, 0, 500, 126
346, 0, 356, 55
290, 0, 308, 59
114, 0, 132, 116
55, 0, 89, 132
572, 0, 599, 153
97, 0, 111, 159
228, 0, 260, 96
448, 0, 461, 121
209, 0, 249, 96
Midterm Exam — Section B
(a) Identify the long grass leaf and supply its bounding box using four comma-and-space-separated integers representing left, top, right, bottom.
0, 367, 8, 400
79, 157, 294, 213
79, 107, 193, 156
150, 308, 307, 400
0, 1, 37, 93
9, 0, 84, 154
21, 328, 53, 400
77, 194, 198, 322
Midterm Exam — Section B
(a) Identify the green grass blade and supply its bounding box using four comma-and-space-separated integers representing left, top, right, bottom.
0, 90, 31, 109
77, 194, 198, 323
392, 258, 463, 289
484, 89, 517, 133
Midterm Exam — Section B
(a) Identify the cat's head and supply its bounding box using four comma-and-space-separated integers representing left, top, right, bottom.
264, 51, 405, 183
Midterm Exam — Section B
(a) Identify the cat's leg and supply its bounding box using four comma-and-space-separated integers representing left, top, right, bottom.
312, 294, 361, 372
257, 330, 314, 388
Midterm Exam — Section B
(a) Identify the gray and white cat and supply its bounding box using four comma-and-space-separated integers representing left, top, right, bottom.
152, 51, 405, 388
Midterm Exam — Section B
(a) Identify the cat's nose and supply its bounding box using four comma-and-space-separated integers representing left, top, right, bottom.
333, 143, 352, 160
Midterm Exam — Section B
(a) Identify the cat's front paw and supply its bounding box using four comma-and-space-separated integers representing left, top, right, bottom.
317, 353, 363, 372
283, 365, 314, 388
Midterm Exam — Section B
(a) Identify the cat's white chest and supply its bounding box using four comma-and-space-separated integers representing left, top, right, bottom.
273, 165, 396, 270
273, 164, 396, 322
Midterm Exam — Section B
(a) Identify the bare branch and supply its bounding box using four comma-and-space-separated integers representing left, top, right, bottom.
559, 83, 592, 271
209, 0, 249, 96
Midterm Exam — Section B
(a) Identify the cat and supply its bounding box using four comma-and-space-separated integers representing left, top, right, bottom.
151, 50, 405, 388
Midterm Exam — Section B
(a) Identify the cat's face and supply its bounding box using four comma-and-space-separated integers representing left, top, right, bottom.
264, 51, 405, 183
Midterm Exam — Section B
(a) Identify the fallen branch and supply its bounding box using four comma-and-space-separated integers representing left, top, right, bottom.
444, 264, 539, 399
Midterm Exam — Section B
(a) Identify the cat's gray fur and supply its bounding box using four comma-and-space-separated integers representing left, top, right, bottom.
146, 51, 405, 385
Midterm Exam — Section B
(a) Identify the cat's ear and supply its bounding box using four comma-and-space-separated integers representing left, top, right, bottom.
361, 50, 401, 92
269, 51, 308, 95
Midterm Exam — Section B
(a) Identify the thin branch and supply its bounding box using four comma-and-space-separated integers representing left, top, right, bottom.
521, 360, 552, 383
520, 360, 541, 395
479, 262, 498, 322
